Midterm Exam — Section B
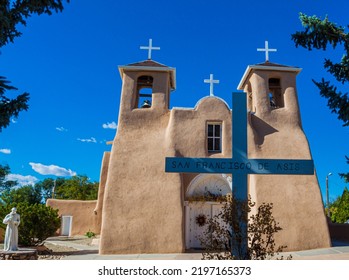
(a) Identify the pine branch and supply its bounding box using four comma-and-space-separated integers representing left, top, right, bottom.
313, 79, 349, 126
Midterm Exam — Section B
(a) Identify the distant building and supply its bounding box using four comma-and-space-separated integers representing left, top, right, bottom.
48, 57, 331, 254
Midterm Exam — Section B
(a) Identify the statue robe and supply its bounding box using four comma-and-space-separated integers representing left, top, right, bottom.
3, 213, 20, 251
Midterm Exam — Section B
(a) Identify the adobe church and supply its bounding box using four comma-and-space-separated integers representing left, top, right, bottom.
47, 40, 331, 254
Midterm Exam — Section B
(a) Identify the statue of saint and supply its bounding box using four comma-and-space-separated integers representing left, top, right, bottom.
2, 207, 20, 251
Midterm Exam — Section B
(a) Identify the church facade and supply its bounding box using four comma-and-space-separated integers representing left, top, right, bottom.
47, 57, 331, 255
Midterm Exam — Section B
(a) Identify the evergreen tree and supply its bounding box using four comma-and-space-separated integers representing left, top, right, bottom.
291, 13, 349, 180
0, 76, 29, 131
0, 0, 70, 131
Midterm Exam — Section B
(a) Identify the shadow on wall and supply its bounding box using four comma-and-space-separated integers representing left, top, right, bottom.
250, 115, 278, 146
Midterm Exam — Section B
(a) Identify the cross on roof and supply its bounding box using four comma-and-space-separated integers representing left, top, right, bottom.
257, 40, 277, 62
165, 92, 314, 258
140, 39, 160, 60
204, 74, 220, 96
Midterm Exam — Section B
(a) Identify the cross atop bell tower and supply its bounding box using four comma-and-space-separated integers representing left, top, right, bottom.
257, 40, 277, 62
140, 39, 160, 60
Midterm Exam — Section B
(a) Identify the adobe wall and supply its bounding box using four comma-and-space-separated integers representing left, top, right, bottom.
0, 228, 4, 242
246, 70, 331, 251
94, 152, 110, 216
46, 199, 100, 236
100, 71, 184, 254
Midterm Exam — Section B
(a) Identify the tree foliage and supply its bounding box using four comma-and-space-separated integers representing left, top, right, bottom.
54, 175, 99, 200
291, 13, 349, 127
0, 164, 17, 193
292, 13, 349, 181
0, 0, 69, 131
1, 185, 42, 205
330, 187, 349, 223
0, 0, 70, 48
200, 196, 287, 260
0, 203, 60, 246
0, 76, 29, 131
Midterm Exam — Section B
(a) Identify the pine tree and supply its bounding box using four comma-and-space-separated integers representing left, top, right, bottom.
0, 0, 70, 131
292, 13, 349, 181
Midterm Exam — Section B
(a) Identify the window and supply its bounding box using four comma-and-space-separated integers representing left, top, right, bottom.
207, 123, 222, 153
268, 78, 284, 109
136, 75, 153, 108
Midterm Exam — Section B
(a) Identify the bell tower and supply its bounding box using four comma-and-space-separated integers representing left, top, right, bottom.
118, 60, 175, 110
99, 54, 183, 254
237, 59, 331, 251
238, 62, 302, 126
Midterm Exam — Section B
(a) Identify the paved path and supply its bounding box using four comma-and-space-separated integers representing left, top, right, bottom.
45, 239, 349, 260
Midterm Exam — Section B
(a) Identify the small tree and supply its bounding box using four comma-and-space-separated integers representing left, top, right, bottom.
54, 175, 99, 200
0, 164, 17, 193
1, 185, 42, 205
330, 187, 349, 223
200, 195, 287, 260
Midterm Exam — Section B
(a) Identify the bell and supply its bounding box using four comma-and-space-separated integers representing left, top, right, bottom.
141, 100, 151, 108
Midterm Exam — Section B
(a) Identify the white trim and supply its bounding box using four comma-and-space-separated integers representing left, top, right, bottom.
186, 174, 232, 198
237, 65, 302, 90
207, 122, 222, 153
118, 65, 176, 90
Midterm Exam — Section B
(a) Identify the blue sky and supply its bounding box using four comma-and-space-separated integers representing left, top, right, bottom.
0, 0, 348, 202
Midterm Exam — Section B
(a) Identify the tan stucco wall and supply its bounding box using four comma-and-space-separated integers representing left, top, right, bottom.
246, 69, 331, 251
99, 64, 330, 254
100, 71, 183, 254
0, 227, 4, 242
46, 199, 100, 236
94, 152, 110, 216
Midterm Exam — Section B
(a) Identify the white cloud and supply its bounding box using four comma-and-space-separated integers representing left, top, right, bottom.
56, 127, 68, 132
6, 174, 39, 187
102, 121, 118, 130
77, 137, 97, 143
0, 148, 11, 154
29, 162, 77, 176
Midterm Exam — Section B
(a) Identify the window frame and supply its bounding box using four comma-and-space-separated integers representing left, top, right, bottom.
207, 122, 222, 153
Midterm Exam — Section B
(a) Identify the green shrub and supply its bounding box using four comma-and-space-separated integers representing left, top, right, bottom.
85, 230, 96, 238
0, 203, 61, 246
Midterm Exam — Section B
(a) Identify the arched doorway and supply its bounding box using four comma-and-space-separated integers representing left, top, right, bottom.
185, 174, 232, 249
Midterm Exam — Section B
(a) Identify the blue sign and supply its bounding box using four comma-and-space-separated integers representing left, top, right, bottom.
165, 92, 314, 258
166, 158, 314, 175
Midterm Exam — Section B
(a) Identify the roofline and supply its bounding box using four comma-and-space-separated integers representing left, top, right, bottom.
118, 65, 177, 90
237, 64, 302, 90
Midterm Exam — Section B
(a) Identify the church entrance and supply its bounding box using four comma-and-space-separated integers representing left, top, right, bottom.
185, 174, 232, 249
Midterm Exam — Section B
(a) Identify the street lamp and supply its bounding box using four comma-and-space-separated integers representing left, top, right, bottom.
326, 172, 333, 217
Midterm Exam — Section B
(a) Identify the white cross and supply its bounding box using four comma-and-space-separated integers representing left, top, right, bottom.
204, 74, 220, 96
140, 39, 160, 60
257, 41, 277, 62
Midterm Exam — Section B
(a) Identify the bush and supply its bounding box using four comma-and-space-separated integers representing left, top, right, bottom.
85, 230, 96, 238
330, 187, 349, 223
200, 195, 288, 260
0, 203, 61, 246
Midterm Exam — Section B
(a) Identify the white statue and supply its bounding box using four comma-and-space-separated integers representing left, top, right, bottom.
2, 207, 20, 251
